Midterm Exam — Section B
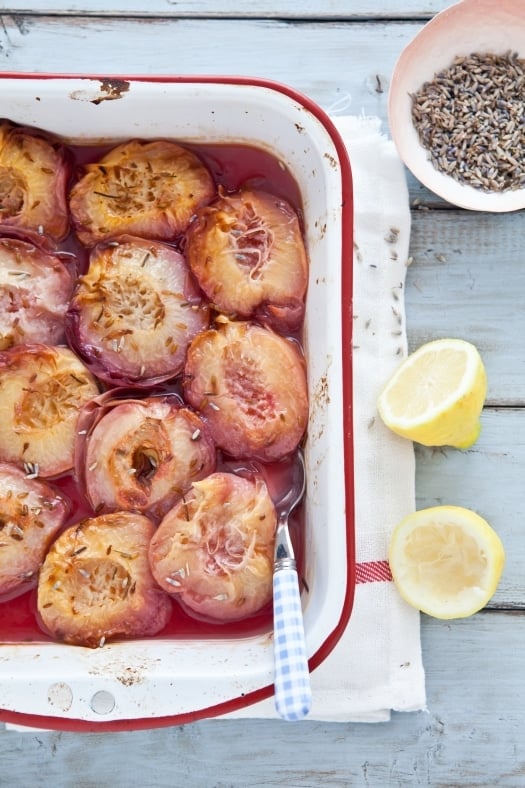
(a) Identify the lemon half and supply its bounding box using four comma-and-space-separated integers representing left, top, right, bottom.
377, 338, 487, 448
389, 506, 505, 619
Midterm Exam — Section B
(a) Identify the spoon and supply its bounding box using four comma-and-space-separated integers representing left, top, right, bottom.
273, 449, 312, 721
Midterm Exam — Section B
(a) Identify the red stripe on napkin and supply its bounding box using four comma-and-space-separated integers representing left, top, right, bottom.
355, 560, 393, 584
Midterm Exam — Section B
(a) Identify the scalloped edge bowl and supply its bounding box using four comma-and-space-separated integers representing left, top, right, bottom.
388, 0, 525, 212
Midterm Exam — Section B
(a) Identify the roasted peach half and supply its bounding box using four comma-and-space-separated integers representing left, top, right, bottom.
149, 472, 276, 622
0, 236, 75, 350
0, 344, 100, 477
183, 319, 308, 461
0, 462, 69, 601
69, 139, 215, 246
0, 120, 70, 241
38, 511, 172, 647
65, 236, 209, 387
77, 394, 216, 521
185, 188, 308, 333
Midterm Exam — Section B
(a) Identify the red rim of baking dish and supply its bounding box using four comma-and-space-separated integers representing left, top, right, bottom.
0, 72, 355, 732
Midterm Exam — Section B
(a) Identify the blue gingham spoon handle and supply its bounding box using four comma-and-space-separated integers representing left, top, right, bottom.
273, 566, 312, 721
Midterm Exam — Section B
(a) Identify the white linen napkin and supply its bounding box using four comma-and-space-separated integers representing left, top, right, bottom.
229, 115, 427, 722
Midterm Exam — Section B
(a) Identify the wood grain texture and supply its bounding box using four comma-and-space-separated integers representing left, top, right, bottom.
1, 2, 451, 19
0, 16, 421, 116
408, 210, 525, 405
0, 614, 522, 787
415, 409, 524, 607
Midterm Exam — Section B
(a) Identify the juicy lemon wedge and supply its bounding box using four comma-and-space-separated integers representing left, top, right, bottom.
377, 338, 487, 448
389, 506, 505, 619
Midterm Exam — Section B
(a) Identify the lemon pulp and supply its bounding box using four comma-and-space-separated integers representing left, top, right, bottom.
377, 338, 487, 448
389, 506, 505, 619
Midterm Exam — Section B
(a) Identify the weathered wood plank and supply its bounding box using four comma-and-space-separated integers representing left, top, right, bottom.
1, 2, 451, 19
415, 409, 524, 607
0, 16, 420, 121
407, 210, 525, 406
0, 612, 522, 787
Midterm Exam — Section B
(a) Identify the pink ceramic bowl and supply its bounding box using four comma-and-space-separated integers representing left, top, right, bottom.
388, 0, 525, 212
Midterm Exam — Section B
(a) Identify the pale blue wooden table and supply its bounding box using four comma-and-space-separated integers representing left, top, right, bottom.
0, 3, 523, 785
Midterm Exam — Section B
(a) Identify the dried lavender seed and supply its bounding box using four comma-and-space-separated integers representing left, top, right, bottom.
411, 51, 525, 192
23, 462, 39, 479
385, 228, 399, 244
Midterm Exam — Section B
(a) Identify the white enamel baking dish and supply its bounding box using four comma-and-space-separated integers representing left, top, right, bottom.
0, 75, 354, 731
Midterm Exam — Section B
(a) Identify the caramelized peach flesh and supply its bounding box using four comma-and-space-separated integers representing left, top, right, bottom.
38, 511, 172, 647
0, 236, 75, 350
65, 236, 209, 386
69, 139, 215, 246
0, 344, 100, 477
185, 188, 308, 333
77, 394, 216, 521
183, 319, 308, 461
149, 472, 276, 622
0, 120, 70, 241
0, 462, 69, 601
